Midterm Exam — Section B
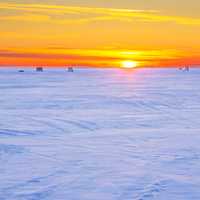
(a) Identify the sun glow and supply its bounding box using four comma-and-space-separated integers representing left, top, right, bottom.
122, 60, 138, 69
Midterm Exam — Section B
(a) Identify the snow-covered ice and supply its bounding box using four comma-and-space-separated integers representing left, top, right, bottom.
0, 68, 200, 200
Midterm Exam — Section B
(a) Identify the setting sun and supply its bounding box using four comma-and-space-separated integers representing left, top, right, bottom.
122, 61, 138, 69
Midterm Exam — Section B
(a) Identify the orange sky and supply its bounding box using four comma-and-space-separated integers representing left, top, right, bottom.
0, 1, 200, 68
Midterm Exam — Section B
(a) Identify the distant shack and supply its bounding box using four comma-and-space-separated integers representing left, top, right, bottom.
179, 66, 190, 71
68, 67, 74, 72
36, 67, 43, 72
185, 66, 189, 71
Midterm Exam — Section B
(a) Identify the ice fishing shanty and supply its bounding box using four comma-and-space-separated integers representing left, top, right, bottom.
68, 67, 74, 72
36, 67, 43, 72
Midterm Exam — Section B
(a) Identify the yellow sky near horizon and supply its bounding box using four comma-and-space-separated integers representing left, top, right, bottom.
0, 0, 200, 67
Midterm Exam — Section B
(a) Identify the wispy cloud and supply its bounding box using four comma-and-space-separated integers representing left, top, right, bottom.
0, 13, 50, 22
0, 3, 200, 25
0, 47, 183, 61
0, 47, 199, 67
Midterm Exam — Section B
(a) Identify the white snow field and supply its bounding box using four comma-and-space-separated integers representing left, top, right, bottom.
0, 67, 200, 200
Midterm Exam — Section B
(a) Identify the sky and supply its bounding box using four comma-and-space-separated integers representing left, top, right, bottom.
0, 0, 200, 68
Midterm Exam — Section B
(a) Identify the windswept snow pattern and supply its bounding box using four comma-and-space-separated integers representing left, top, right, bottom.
0, 68, 200, 200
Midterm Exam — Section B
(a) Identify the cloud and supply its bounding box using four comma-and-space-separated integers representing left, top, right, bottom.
0, 13, 50, 22
1, 47, 199, 67
0, 3, 200, 25
0, 47, 183, 62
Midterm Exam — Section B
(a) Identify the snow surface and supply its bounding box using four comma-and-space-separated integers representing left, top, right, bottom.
0, 68, 200, 200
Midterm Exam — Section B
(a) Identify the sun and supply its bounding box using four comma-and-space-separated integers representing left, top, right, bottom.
121, 60, 138, 69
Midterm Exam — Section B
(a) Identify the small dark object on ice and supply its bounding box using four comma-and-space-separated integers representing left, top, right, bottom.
179, 66, 189, 71
18, 70, 25, 73
185, 66, 189, 71
68, 67, 74, 72
36, 67, 43, 72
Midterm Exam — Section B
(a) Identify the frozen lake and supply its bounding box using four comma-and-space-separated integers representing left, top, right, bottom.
0, 68, 200, 200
